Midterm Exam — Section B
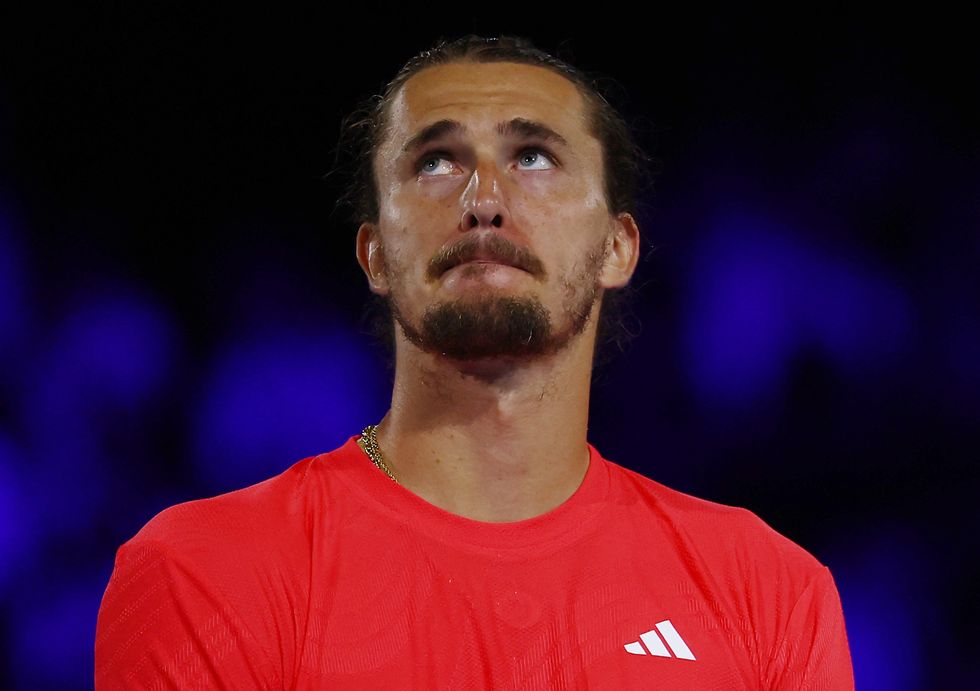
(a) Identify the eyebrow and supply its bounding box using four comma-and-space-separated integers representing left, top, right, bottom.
401, 119, 463, 155
400, 117, 568, 156
497, 118, 568, 147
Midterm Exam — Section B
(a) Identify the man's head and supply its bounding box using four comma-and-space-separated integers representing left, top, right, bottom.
336, 35, 649, 370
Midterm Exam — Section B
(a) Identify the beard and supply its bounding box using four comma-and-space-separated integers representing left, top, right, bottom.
386, 237, 609, 361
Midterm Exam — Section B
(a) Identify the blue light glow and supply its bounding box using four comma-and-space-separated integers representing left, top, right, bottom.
190, 323, 388, 492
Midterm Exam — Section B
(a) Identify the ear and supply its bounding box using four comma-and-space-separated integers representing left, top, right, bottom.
355, 222, 390, 295
599, 212, 640, 289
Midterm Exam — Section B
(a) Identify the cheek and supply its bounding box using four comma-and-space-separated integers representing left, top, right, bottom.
510, 184, 566, 230
512, 193, 600, 244
379, 235, 411, 279
416, 176, 467, 201
515, 174, 604, 219
392, 172, 464, 200
380, 233, 433, 296
383, 193, 460, 261
379, 189, 409, 228
516, 174, 566, 202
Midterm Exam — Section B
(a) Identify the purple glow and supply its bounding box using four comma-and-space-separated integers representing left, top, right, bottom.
49, 289, 180, 407
680, 212, 912, 407
0, 434, 37, 594
21, 287, 180, 536
680, 215, 804, 407
190, 323, 387, 492
799, 254, 913, 373
11, 571, 105, 688
827, 525, 935, 691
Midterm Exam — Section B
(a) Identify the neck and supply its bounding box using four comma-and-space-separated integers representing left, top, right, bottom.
373, 320, 598, 523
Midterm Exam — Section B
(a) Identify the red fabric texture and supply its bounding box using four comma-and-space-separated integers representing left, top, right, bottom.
96, 434, 855, 689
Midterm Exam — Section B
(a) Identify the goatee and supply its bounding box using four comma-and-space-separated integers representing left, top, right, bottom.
397, 294, 564, 359
391, 277, 602, 362
385, 232, 609, 361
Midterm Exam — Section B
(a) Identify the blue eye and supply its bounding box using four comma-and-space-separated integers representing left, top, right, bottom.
517, 149, 555, 170
417, 149, 555, 176
419, 155, 455, 176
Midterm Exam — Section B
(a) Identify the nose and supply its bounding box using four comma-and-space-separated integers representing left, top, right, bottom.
459, 165, 509, 231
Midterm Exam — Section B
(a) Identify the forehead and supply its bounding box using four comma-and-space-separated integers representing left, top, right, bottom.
381, 61, 592, 153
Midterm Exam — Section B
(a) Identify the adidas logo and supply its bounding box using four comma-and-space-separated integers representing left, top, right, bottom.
624, 619, 696, 660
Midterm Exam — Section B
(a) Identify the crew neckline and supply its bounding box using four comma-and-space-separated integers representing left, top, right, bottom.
322, 434, 610, 555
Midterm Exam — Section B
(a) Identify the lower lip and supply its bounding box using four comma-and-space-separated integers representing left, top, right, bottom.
441, 261, 527, 289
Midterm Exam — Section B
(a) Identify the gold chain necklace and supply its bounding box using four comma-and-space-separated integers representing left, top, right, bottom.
357, 424, 398, 483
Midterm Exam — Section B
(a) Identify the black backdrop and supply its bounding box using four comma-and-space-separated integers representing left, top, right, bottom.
1, 5, 977, 688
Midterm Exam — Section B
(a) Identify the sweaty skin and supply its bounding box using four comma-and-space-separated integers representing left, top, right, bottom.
355, 61, 640, 522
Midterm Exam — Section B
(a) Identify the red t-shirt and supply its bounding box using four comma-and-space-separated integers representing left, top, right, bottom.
95, 434, 854, 689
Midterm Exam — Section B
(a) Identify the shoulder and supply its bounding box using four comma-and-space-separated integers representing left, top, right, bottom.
97, 456, 326, 688
605, 458, 850, 675
120, 453, 324, 570
606, 458, 827, 580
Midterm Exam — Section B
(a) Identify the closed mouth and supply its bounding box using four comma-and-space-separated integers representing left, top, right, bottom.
446, 258, 524, 272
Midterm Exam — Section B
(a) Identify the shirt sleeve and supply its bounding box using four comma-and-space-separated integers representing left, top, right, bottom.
94, 537, 282, 690
764, 565, 855, 690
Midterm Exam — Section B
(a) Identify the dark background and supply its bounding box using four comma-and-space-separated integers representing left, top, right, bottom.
0, 5, 977, 689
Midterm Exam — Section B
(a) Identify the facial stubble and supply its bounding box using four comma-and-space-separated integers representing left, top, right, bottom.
385, 235, 610, 361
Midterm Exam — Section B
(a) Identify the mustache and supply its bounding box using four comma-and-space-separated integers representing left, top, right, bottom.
428, 234, 546, 280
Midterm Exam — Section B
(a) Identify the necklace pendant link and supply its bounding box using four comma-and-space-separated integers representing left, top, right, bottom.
358, 424, 398, 483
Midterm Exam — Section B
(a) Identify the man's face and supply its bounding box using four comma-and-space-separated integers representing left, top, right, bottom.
357, 60, 635, 361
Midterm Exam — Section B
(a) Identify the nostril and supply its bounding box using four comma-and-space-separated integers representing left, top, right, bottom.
461, 209, 505, 230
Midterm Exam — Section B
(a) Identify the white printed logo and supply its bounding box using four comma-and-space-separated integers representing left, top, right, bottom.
624, 619, 696, 660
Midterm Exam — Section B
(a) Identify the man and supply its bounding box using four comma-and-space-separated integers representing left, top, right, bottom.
95, 35, 855, 689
